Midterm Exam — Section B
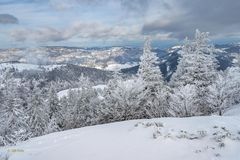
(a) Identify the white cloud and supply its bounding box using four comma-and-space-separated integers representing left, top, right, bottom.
9, 21, 145, 43
9, 20, 175, 46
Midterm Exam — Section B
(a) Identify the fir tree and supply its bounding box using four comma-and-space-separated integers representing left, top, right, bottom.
0, 73, 29, 145
46, 84, 61, 131
170, 30, 218, 115
137, 37, 167, 118
27, 86, 49, 137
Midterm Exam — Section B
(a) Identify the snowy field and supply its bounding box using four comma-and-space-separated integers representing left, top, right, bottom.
1, 105, 240, 160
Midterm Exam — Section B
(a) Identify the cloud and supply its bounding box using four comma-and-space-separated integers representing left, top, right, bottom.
9, 22, 143, 43
49, 0, 150, 16
142, 0, 240, 39
49, 0, 108, 11
120, 0, 149, 16
3, 0, 240, 47
0, 14, 18, 24
9, 20, 173, 44
10, 27, 68, 42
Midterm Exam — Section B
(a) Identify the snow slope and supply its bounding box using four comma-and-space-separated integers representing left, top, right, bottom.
57, 84, 107, 99
0, 63, 41, 71
57, 87, 82, 99
105, 63, 137, 71
1, 107, 240, 160
0, 63, 64, 72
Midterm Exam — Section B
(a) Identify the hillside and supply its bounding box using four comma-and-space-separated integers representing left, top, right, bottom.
0, 63, 112, 84
1, 105, 240, 160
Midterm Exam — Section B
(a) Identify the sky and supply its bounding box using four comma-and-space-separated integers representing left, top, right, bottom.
0, 0, 240, 48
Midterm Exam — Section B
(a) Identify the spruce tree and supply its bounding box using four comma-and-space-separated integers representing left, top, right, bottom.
137, 37, 167, 118
27, 86, 49, 137
0, 72, 29, 145
46, 84, 61, 131
170, 30, 218, 115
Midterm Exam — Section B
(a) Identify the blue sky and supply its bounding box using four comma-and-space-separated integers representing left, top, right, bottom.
0, 0, 240, 48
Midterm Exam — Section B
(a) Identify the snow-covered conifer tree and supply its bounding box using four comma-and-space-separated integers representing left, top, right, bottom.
74, 77, 100, 128
170, 30, 218, 115
0, 72, 29, 145
171, 30, 217, 87
46, 84, 61, 131
59, 89, 77, 130
47, 84, 60, 118
27, 85, 49, 137
137, 37, 168, 118
137, 37, 164, 85
61, 75, 100, 129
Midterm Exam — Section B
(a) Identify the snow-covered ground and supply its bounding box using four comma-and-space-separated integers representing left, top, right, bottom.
105, 63, 137, 71
57, 88, 82, 99
0, 63, 64, 72
57, 84, 107, 99
1, 105, 240, 160
223, 104, 240, 116
0, 63, 41, 71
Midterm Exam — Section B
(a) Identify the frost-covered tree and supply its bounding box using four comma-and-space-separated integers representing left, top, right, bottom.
0, 98, 29, 146
45, 84, 61, 131
138, 37, 164, 86
78, 91, 99, 127
209, 71, 234, 115
226, 67, 240, 103
0, 73, 29, 146
209, 57, 240, 116
170, 30, 218, 115
208, 51, 240, 115
59, 75, 100, 129
47, 84, 60, 118
171, 30, 217, 87
137, 37, 168, 118
73, 77, 100, 128
100, 75, 144, 122
0, 70, 5, 110
99, 73, 121, 123
169, 84, 198, 117
45, 118, 59, 134
0, 91, 4, 110
59, 89, 75, 130
231, 53, 240, 103
59, 96, 71, 129
27, 86, 49, 137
